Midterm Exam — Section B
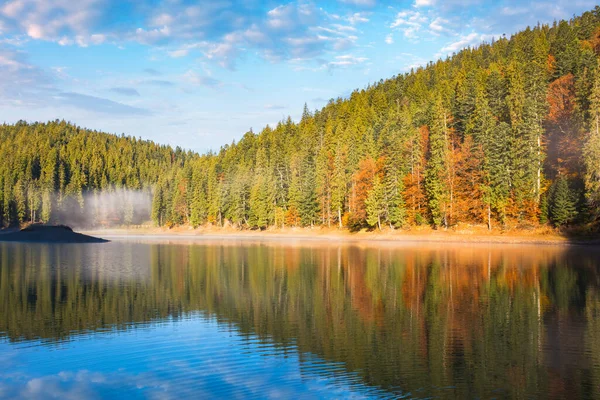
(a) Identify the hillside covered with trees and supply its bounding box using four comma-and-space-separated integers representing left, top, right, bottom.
2, 7, 600, 232
0, 120, 192, 227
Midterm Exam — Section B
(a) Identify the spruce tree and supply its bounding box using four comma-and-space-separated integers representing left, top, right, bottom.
365, 175, 385, 230
425, 98, 450, 228
549, 176, 577, 226
331, 145, 347, 228
151, 183, 165, 226
299, 154, 319, 227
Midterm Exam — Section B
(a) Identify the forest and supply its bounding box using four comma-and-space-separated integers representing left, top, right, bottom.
2, 7, 600, 231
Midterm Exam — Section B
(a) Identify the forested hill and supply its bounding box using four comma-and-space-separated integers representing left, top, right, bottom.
151, 7, 600, 231
4, 7, 600, 231
0, 120, 191, 227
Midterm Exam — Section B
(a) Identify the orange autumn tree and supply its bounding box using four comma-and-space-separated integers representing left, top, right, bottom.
545, 73, 584, 178
454, 135, 485, 224
349, 157, 378, 228
403, 125, 428, 225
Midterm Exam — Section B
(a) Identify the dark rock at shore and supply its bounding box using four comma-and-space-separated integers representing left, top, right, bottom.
0, 224, 108, 243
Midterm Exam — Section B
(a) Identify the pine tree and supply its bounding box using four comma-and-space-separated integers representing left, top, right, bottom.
487, 122, 512, 224
298, 154, 319, 227
14, 180, 26, 224
365, 174, 385, 230
549, 175, 577, 226
425, 98, 450, 228
249, 148, 274, 228
3, 176, 12, 226
469, 82, 495, 228
152, 183, 165, 226
331, 145, 347, 228
190, 164, 208, 227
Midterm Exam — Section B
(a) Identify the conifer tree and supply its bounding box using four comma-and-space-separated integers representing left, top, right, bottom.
299, 154, 319, 226
249, 148, 274, 228
152, 183, 165, 226
331, 145, 347, 228
425, 98, 450, 228
365, 174, 385, 230
549, 175, 577, 226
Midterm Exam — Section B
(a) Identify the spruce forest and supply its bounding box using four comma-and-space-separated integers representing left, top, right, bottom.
2, 7, 600, 232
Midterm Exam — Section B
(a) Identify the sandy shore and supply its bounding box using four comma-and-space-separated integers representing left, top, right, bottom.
80, 225, 600, 246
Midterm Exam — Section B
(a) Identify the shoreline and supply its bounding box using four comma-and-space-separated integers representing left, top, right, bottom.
80, 226, 600, 246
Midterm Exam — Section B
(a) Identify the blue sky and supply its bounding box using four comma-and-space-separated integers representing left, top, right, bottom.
0, 0, 596, 152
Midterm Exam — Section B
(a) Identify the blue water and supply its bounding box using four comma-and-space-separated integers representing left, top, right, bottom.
1, 240, 599, 399
1, 315, 391, 399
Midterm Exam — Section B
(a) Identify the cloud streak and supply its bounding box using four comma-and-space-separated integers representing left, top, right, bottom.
109, 87, 140, 96
54, 92, 152, 116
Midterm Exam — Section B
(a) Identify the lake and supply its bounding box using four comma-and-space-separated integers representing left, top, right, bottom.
1, 239, 599, 399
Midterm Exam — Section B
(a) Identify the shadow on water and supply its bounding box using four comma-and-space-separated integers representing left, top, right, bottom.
1, 241, 600, 398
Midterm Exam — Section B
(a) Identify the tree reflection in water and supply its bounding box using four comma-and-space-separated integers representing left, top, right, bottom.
1, 241, 599, 398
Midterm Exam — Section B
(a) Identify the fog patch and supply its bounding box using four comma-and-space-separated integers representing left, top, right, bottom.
50, 189, 152, 229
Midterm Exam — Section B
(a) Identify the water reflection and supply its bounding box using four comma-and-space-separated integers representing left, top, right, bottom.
1, 241, 599, 398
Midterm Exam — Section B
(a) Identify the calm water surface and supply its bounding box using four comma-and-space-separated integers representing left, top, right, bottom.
1, 239, 600, 399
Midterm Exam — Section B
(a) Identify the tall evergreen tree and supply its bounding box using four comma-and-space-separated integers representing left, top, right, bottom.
365, 174, 385, 230
549, 175, 577, 226
425, 98, 451, 228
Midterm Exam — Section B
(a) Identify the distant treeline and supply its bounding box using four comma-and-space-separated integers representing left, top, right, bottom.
0, 120, 191, 227
3, 7, 600, 231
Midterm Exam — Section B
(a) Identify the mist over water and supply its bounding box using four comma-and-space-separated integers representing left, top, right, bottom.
51, 189, 152, 228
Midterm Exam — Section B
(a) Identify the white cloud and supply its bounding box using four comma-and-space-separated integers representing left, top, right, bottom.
182, 70, 221, 88
385, 34, 393, 44
429, 17, 451, 35
499, 7, 528, 16
25, 23, 44, 39
266, 3, 319, 32
347, 12, 369, 24
414, 0, 436, 7
89, 34, 105, 45
168, 49, 189, 58
203, 35, 241, 70
438, 32, 497, 55
394, 52, 428, 72
390, 11, 428, 39
150, 13, 174, 26
0, 0, 106, 43
0, 0, 364, 71
339, 0, 377, 7
328, 54, 368, 67
134, 26, 171, 45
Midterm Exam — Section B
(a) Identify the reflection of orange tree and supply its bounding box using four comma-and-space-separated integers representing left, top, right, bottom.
1, 243, 599, 398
